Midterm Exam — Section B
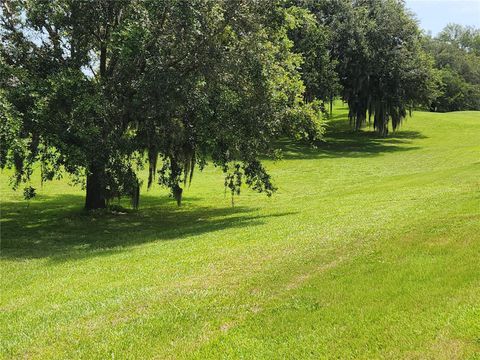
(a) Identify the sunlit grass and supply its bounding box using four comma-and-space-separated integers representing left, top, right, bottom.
1, 105, 479, 358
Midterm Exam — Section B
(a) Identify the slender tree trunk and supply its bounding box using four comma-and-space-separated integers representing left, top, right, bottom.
85, 163, 106, 210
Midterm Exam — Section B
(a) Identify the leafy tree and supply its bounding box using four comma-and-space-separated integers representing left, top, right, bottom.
438, 23, 480, 55
284, 4, 339, 114
429, 67, 480, 112
289, 0, 436, 136
331, 0, 436, 136
1, 0, 322, 209
424, 24, 480, 112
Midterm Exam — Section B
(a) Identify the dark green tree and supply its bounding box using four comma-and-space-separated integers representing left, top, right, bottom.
314, 0, 436, 136
1, 0, 322, 209
284, 4, 339, 114
424, 24, 480, 112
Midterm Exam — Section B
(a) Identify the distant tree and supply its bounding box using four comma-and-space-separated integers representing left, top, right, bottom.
432, 68, 480, 112
289, 0, 436, 136
331, 0, 436, 136
438, 23, 480, 55
424, 24, 480, 112
1, 0, 322, 209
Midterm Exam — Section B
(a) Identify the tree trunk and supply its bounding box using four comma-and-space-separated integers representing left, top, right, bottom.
85, 164, 106, 210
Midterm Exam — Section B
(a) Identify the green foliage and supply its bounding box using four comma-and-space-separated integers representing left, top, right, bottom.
438, 23, 480, 55
287, 0, 437, 136
0, 91, 22, 176
1, 0, 468, 212
22, 185, 36, 200
434, 67, 480, 112
285, 5, 339, 105
424, 24, 480, 112
134, 1, 318, 204
1, 0, 323, 209
330, 0, 436, 136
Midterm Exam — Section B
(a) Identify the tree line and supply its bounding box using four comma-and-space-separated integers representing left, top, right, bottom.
0, 0, 475, 210
424, 24, 480, 112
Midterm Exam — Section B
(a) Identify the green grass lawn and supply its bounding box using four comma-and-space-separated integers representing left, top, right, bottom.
1, 105, 479, 359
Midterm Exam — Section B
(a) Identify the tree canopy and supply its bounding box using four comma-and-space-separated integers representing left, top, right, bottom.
424, 24, 480, 112
1, 0, 440, 209
326, 0, 435, 136
1, 0, 321, 209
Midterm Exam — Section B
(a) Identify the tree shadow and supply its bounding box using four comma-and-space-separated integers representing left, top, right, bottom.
1, 116, 427, 262
1, 194, 294, 262
279, 128, 427, 160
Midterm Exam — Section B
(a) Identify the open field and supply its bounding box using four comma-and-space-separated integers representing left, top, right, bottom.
1, 106, 479, 359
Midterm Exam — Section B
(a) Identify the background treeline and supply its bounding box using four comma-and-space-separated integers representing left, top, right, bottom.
424, 24, 480, 112
0, 0, 476, 210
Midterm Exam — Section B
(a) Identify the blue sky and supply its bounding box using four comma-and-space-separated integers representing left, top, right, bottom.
405, 0, 480, 35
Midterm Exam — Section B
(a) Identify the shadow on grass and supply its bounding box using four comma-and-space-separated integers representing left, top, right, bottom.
1, 194, 293, 262
279, 128, 427, 160
1, 117, 427, 262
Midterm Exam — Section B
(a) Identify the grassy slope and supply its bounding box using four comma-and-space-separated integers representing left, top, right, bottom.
1, 106, 479, 359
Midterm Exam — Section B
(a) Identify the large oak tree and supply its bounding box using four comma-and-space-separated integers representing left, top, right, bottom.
296, 0, 437, 136
1, 0, 322, 209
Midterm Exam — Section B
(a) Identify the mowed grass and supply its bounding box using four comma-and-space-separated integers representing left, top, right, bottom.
1, 105, 479, 359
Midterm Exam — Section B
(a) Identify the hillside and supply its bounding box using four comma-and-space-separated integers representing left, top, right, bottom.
1, 106, 479, 359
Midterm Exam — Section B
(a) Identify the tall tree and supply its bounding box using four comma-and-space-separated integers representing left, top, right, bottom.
1, 0, 322, 209
424, 24, 480, 112
311, 0, 436, 136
